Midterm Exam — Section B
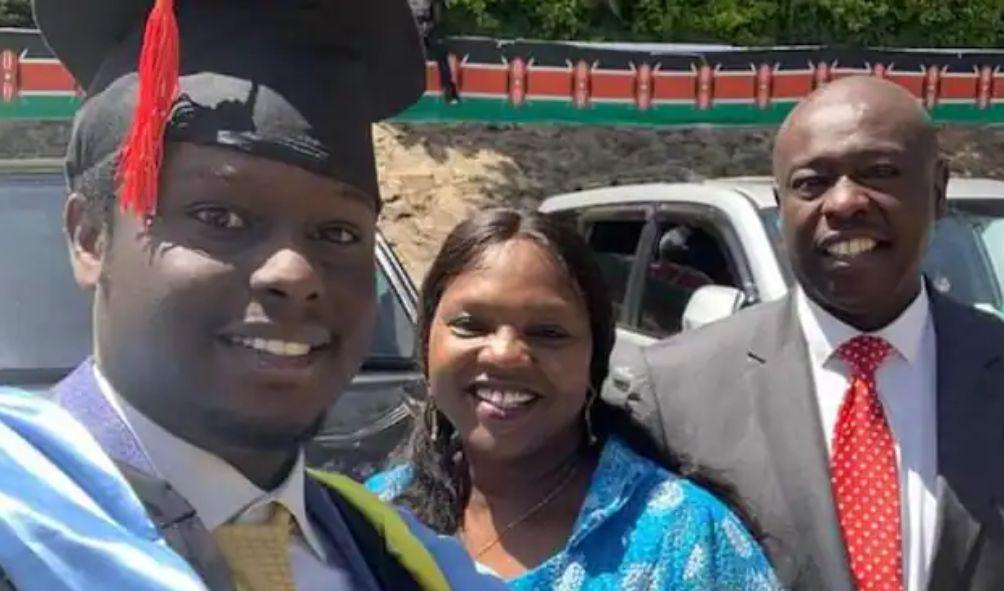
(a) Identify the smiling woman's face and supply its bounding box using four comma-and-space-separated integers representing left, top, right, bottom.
426, 238, 593, 463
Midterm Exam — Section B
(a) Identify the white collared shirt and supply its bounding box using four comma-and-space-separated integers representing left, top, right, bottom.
796, 285, 939, 591
92, 367, 351, 591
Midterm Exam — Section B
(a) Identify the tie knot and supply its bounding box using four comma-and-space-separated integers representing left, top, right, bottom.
837, 335, 892, 375
214, 504, 297, 591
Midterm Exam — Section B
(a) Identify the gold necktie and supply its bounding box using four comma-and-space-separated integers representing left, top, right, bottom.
213, 504, 297, 591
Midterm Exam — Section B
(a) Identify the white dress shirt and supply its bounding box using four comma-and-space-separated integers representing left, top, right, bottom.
92, 367, 365, 591
795, 285, 939, 591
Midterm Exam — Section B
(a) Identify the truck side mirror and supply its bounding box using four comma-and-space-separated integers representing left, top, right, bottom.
682, 285, 746, 331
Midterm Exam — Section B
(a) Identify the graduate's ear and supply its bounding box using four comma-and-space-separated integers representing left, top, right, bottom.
65, 193, 107, 290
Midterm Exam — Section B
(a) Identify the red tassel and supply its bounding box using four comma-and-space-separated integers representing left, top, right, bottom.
116, 0, 179, 218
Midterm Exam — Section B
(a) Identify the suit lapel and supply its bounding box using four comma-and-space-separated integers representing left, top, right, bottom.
51, 359, 155, 473
745, 296, 855, 589
927, 293, 1004, 589
53, 360, 236, 589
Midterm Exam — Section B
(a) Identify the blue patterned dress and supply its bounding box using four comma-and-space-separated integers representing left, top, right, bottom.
367, 435, 782, 591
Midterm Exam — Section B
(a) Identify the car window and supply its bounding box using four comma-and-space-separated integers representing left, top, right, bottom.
981, 217, 1004, 301
758, 207, 795, 282
926, 204, 1004, 313
584, 218, 645, 323
637, 220, 742, 338
0, 174, 93, 384
368, 269, 415, 363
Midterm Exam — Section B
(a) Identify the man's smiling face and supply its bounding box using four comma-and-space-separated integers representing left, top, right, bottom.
773, 77, 948, 330
71, 142, 378, 453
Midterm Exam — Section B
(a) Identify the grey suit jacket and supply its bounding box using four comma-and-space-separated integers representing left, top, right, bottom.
604, 292, 1004, 591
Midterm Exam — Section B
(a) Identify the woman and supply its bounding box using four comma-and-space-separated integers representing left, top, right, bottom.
368, 209, 779, 590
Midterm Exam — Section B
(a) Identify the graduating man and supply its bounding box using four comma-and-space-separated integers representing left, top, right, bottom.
38, 0, 507, 589
605, 76, 1004, 591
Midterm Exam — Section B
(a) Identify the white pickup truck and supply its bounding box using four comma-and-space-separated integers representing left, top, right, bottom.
540, 177, 1004, 360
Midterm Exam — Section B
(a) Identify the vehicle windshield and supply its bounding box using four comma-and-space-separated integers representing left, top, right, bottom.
0, 173, 92, 384
760, 200, 1004, 313
0, 172, 415, 384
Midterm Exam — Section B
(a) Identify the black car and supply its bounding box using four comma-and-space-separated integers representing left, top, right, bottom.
0, 159, 422, 480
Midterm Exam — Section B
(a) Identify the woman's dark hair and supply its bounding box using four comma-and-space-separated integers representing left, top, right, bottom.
396, 208, 758, 540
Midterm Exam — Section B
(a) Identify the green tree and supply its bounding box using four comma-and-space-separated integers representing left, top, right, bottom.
0, 0, 33, 28
1, 0, 1001, 47
443, 0, 1004, 47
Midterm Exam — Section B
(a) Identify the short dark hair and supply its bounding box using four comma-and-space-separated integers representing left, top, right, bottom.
68, 154, 119, 234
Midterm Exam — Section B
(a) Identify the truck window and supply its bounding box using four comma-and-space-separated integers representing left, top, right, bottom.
0, 173, 93, 385
369, 268, 415, 361
585, 219, 645, 323
638, 221, 741, 337
924, 209, 1003, 312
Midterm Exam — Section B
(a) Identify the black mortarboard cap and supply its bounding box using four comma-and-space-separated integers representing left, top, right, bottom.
34, 0, 426, 215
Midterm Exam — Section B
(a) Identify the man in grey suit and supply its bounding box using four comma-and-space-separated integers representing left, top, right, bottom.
605, 75, 1004, 591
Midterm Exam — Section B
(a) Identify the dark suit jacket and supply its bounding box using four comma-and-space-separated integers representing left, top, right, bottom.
604, 292, 1004, 591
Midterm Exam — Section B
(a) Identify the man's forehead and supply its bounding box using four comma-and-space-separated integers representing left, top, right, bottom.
777, 98, 929, 169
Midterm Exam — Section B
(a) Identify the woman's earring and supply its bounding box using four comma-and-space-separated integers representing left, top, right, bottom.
585, 387, 598, 447
426, 399, 440, 443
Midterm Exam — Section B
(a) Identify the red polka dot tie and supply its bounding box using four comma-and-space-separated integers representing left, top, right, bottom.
831, 335, 904, 591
